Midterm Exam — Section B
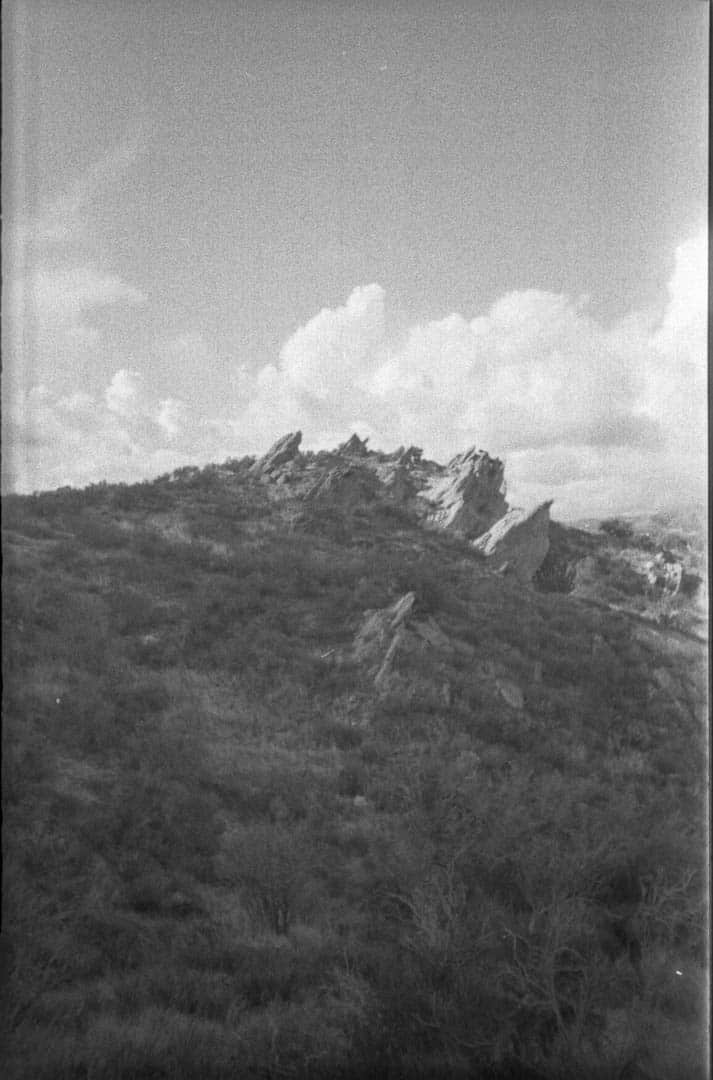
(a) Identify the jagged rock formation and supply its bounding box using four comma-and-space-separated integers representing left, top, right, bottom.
353, 592, 452, 690
420, 447, 508, 538
250, 431, 303, 477
472, 501, 553, 584
338, 433, 370, 457
351, 592, 533, 717
306, 464, 381, 506
247, 431, 554, 582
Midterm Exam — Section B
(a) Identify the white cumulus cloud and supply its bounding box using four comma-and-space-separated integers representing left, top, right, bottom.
237, 228, 706, 518
105, 368, 145, 418
4, 228, 705, 522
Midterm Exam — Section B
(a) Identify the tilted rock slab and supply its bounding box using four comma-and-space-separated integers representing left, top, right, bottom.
472, 500, 553, 584
250, 432, 510, 538
353, 592, 455, 690
246, 433, 555, 568
250, 430, 303, 476
420, 447, 508, 538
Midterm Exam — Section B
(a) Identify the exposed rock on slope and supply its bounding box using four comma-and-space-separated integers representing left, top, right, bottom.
338, 433, 370, 457
420, 447, 508, 538
306, 464, 381, 507
353, 592, 453, 690
245, 431, 557, 585
350, 591, 534, 718
251, 432, 512, 543
250, 431, 303, 477
472, 501, 553, 584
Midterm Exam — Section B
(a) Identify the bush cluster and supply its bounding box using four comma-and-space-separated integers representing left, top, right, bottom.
2, 475, 707, 1080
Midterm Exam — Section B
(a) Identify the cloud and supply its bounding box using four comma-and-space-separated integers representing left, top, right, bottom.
3, 368, 213, 493
639, 229, 707, 459
5, 227, 705, 521
234, 227, 706, 518
240, 284, 652, 460
5, 131, 148, 397
4, 264, 146, 402
156, 397, 188, 439
30, 128, 146, 246
105, 368, 145, 418
279, 283, 387, 399
29, 266, 145, 342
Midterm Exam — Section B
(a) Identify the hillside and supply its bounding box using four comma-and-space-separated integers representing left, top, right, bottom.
1, 436, 708, 1080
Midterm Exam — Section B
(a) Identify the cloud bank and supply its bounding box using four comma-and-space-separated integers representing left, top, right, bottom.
236, 228, 706, 517
5, 228, 706, 521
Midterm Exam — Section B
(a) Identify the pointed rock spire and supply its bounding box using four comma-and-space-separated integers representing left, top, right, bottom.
250, 431, 302, 476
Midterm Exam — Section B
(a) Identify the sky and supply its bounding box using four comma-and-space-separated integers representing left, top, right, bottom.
2, 0, 708, 520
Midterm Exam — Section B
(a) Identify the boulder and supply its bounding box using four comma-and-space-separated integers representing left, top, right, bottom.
421, 447, 508, 538
250, 431, 302, 476
472, 501, 552, 584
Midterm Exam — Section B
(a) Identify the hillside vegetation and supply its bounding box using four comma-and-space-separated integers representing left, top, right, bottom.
1, 456, 708, 1079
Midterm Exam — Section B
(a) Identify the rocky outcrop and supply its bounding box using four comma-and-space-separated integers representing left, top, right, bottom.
250, 431, 303, 477
645, 552, 683, 595
398, 445, 423, 467
472, 501, 552, 584
351, 592, 536, 714
250, 432, 514, 544
420, 448, 507, 538
245, 433, 557, 583
353, 592, 417, 664
307, 464, 380, 506
353, 592, 453, 690
338, 433, 370, 457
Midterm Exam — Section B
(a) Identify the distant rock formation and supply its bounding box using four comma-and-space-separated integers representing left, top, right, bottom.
249, 432, 509, 532
472, 501, 553, 584
246, 432, 552, 582
338, 433, 370, 457
307, 463, 381, 506
250, 431, 303, 477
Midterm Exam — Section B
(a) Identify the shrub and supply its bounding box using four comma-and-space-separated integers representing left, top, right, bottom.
601, 517, 634, 541
110, 672, 171, 724
74, 514, 130, 549
227, 823, 319, 935
337, 757, 368, 797
359, 738, 388, 766
313, 719, 363, 750
533, 550, 576, 594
